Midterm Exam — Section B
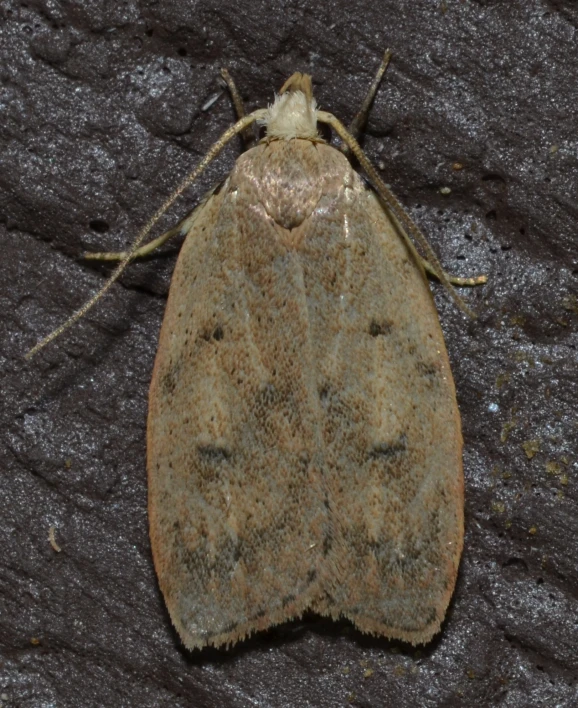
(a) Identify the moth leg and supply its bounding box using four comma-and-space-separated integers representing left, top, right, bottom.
26, 108, 263, 358
342, 49, 392, 154
387, 204, 487, 287
220, 68, 255, 149
84, 186, 220, 262
83, 223, 183, 262
421, 257, 488, 286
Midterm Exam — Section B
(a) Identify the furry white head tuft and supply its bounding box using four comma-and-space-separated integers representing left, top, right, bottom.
260, 90, 319, 140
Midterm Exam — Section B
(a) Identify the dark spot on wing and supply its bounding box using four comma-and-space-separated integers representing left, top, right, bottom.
416, 360, 439, 378
198, 444, 232, 461
200, 324, 225, 342
161, 368, 177, 395
369, 434, 407, 459
282, 593, 297, 608
369, 319, 393, 337
306, 569, 317, 583
160, 358, 182, 396
219, 620, 240, 635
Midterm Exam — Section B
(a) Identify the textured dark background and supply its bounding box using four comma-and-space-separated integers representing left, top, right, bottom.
2, 0, 577, 706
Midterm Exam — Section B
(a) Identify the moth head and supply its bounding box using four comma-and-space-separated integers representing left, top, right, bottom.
260, 72, 320, 141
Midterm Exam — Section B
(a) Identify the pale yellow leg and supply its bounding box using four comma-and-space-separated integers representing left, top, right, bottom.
26, 109, 263, 358
83, 68, 251, 266
83, 223, 183, 262
318, 109, 486, 317
421, 258, 487, 287
345, 54, 487, 293
83, 70, 249, 266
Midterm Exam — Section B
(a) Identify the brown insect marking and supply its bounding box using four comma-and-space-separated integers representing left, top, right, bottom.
415, 360, 440, 379
180, 544, 212, 578
423, 606, 439, 627
318, 383, 343, 412
281, 593, 297, 609
369, 319, 393, 337
197, 444, 232, 462
161, 367, 178, 396
218, 620, 240, 636
200, 324, 224, 342
369, 434, 407, 460
159, 355, 182, 396
206, 604, 271, 642
367, 538, 380, 552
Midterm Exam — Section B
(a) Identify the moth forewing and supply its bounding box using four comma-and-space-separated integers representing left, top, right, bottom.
147, 72, 465, 649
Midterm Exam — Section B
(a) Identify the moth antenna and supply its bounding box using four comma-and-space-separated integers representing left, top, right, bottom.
25, 110, 265, 360
220, 68, 255, 149
346, 49, 392, 144
317, 110, 481, 318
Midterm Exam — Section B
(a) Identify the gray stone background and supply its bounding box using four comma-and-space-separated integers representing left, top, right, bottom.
1, 0, 577, 706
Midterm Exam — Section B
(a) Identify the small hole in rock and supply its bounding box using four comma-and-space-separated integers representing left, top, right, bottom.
89, 220, 109, 233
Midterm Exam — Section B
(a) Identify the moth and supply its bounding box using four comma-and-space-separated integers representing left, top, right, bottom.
28, 53, 484, 650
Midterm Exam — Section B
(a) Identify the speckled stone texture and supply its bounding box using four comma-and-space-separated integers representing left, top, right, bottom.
1, 1, 577, 706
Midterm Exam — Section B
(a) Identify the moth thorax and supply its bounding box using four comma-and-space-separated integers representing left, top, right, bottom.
262, 76, 319, 141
